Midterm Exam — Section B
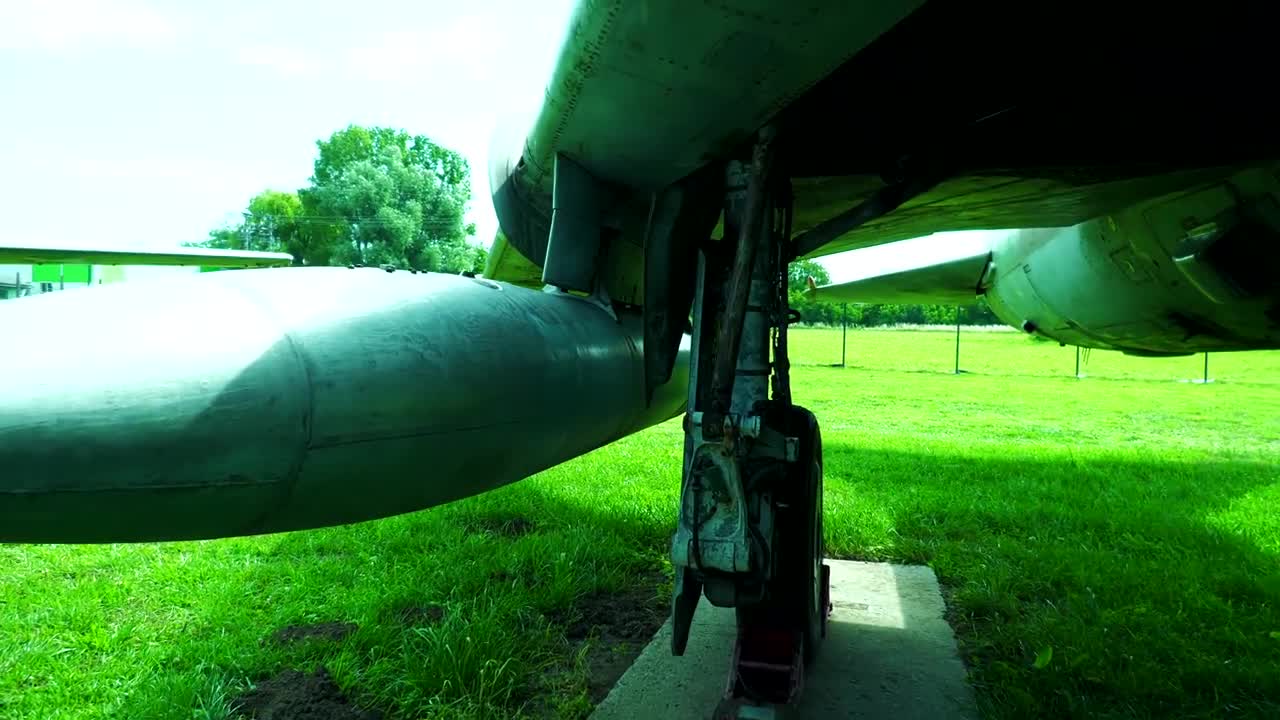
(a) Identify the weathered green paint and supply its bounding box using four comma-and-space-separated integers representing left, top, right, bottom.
6, 0, 1280, 552
487, 0, 924, 290
0, 268, 688, 543
483, 233, 543, 288
813, 164, 1280, 355
486, 0, 1280, 310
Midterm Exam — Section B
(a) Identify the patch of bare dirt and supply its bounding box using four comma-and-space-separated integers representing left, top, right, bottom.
550, 572, 671, 705
230, 667, 381, 720
268, 622, 357, 646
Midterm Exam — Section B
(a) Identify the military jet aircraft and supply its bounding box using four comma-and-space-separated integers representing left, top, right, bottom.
2, 2, 1277, 717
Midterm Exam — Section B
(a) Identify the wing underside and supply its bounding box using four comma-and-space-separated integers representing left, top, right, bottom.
484, 0, 1279, 293
810, 249, 991, 305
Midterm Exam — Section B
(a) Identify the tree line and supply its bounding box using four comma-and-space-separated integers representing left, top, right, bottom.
200, 129, 994, 325
194, 125, 487, 274
787, 259, 1000, 327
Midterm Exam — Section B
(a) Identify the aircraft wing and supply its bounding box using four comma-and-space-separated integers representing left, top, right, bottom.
484, 233, 544, 289
0, 243, 294, 268
808, 249, 991, 305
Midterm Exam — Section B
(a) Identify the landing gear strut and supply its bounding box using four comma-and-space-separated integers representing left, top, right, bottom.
670, 127, 831, 718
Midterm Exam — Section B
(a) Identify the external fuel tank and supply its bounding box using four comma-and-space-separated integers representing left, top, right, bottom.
0, 267, 688, 543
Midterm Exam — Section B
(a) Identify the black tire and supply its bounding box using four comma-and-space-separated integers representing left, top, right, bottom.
735, 405, 825, 664
799, 419, 824, 663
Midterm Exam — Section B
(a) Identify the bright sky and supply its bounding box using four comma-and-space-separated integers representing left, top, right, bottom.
0, 0, 997, 281
0, 0, 574, 254
817, 230, 998, 284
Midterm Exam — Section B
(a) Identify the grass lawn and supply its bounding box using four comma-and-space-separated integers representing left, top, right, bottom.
2, 328, 1278, 719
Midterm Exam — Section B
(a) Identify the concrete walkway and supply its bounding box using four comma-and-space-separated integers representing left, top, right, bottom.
590, 560, 977, 719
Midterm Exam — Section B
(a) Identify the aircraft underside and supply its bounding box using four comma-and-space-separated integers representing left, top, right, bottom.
489, 0, 1280, 294
778, 0, 1280, 254
487, 2, 1280, 714
2, 2, 1278, 718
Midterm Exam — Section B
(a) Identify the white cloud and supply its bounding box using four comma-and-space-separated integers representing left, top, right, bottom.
333, 6, 572, 247
68, 155, 209, 181
233, 45, 314, 77
345, 25, 491, 86
341, 8, 559, 91
0, 0, 177, 51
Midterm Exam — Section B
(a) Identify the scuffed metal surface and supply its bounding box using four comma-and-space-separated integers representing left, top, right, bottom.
488, 0, 923, 282
0, 267, 688, 543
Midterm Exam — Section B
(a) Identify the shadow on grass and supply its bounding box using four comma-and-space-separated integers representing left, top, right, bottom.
823, 444, 1280, 720
235, 478, 680, 720
791, 359, 1280, 387
503, 443, 1280, 720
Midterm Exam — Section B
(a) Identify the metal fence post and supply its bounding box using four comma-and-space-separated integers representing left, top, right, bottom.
1204, 353, 1210, 384
953, 306, 961, 374
840, 302, 848, 368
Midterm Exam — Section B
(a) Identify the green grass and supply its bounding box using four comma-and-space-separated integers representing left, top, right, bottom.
2, 328, 1279, 719
795, 324, 1280, 383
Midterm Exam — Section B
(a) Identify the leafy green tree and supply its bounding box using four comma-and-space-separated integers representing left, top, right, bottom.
299, 125, 481, 272
241, 190, 304, 261
470, 245, 489, 274
198, 125, 485, 273
196, 190, 316, 265
787, 258, 830, 293
788, 258, 833, 323
200, 225, 245, 250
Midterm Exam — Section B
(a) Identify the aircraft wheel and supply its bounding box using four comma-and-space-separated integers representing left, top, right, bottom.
797, 413, 825, 662
735, 405, 825, 664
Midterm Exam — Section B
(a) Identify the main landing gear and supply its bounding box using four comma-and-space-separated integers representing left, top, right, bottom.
669, 127, 831, 718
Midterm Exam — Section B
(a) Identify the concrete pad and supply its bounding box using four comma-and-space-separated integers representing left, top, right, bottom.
590, 560, 977, 720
